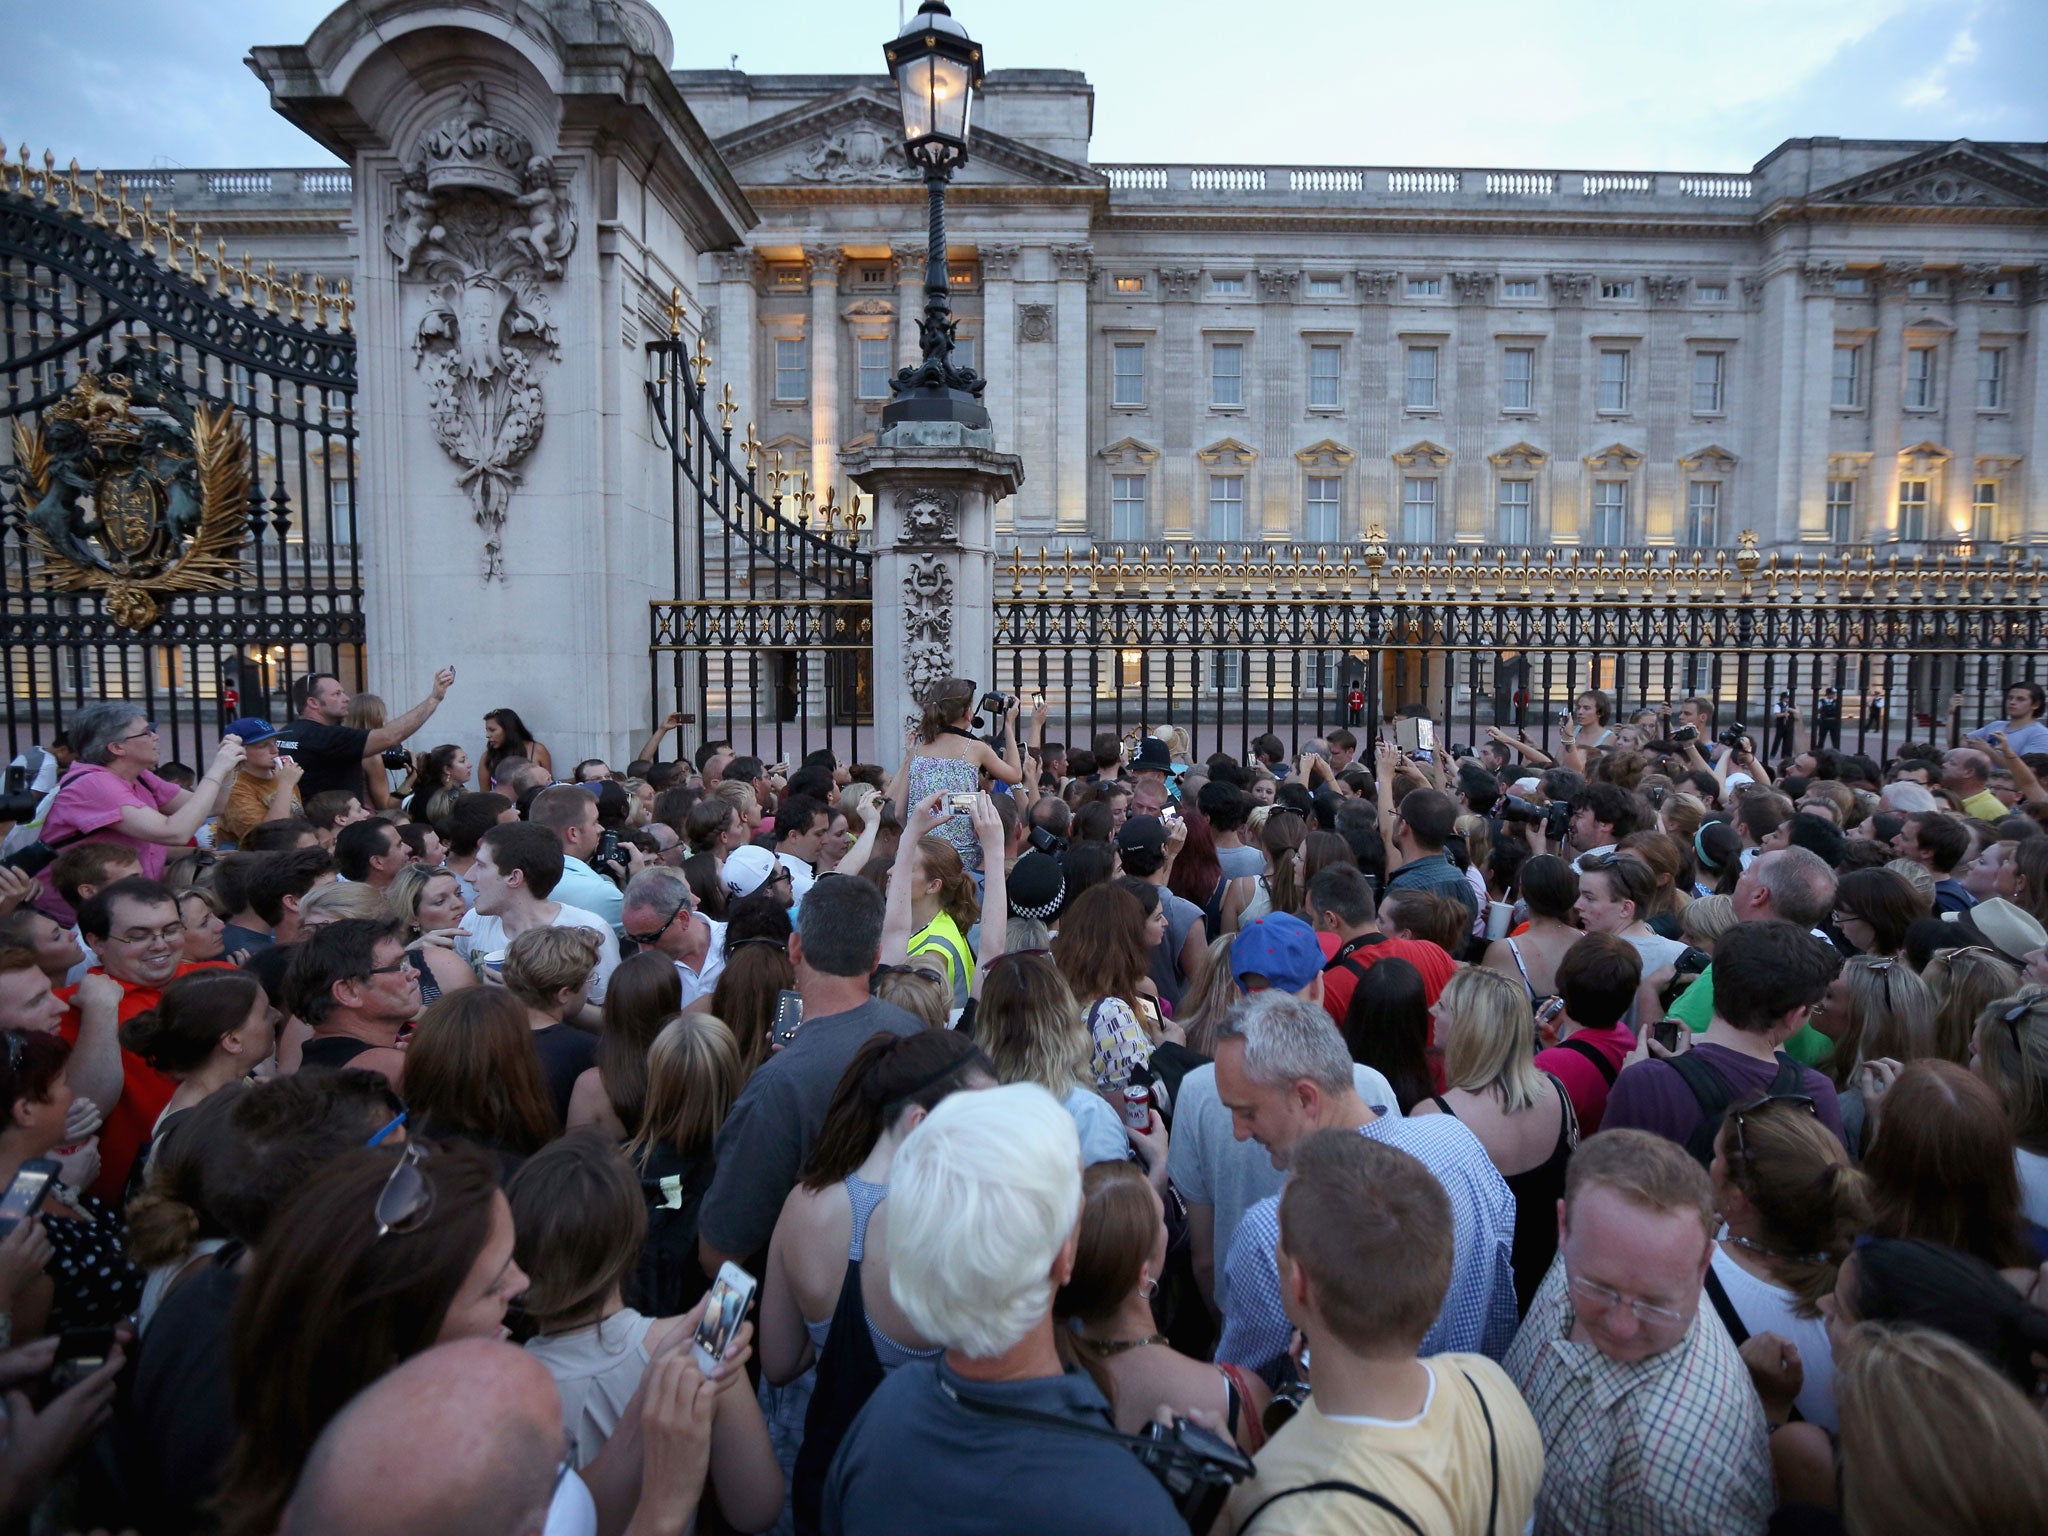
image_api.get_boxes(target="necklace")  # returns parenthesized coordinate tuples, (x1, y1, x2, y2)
(1724, 1233, 1830, 1266)
(1074, 1332, 1166, 1358)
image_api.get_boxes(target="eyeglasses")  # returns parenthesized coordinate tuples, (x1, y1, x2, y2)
(374, 1141, 434, 1237)
(363, 959, 412, 978)
(1566, 1272, 1688, 1331)
(2001, 994, 2044, 1052)
(624, 902, 689, 947)
(729, 936, 787, 955)
(117, 722, 159, 742)
(1728, 1090, 1819, 1175)
(366, 1109, 407, 1148)
(112, 923, 186, 946)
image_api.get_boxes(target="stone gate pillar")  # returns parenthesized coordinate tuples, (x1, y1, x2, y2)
(249, 0, 752, 766)
(844, 421, 1024, 766)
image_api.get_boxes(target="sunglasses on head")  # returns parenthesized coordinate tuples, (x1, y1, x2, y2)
(374, 1141, 434, 1238)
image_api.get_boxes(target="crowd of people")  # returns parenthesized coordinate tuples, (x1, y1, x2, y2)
(0, 666, 2045, 1534)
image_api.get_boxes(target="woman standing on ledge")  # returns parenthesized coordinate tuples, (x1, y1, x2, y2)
(482, 707, 551, 787)
(889, 678, 1021, 870)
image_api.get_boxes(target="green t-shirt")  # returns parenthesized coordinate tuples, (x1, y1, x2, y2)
(1671, 964, 1834, 1067)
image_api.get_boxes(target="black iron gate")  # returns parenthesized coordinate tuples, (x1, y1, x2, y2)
(648, 317, 873, 768)
(1, 154, 360, 774)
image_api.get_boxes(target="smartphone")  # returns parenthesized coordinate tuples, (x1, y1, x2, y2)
(0, 1158, 57, 1239)
(1032, 691, 1045, 709)
(1651, 1018, 1683, 1053)
(947, 792, 978, 817)
(1160, 805, 1181, 829)
(693, 1260, 760, 1372)
(771, 988, 803, 1048)
(1394, 717, 1435, 755)
(1556, 711, 1571, 729)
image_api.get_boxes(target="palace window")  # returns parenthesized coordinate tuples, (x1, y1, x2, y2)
(954, 336, 977, 374)
(1833, 275, 1869, 297)
(1405, 346, 1439, 410)
(856, 337, 891, 400)
(1897, 479, 1930, 541)
(1211, 275, 1246, 295)
(1305, 476, 1341, 542)
(1591, 481, 1628, 545)
(1905, 346, 1937, 410)
(1691, 351, 1725, 415)
(1497, 479, 1532, 545)
(1209, 474, 1245, 541)
(1979, 347, 2007, 411)
(1406, 277, 1441, 297)
(1502, 347, 1535, 412)
(773, 338, 806, 401)
(1601, 280, 1635, 300)
(1831, 345, 1862, 408)
(1113, 275, 1144, 294)
(1697, 282, 1728, 302)
(1113, 343, 1146, 407)
(1400, 477, 1438, 543)
(1210, 343, 1243, 407)
(1110, 474, 1147, 541)
(1502, 279, 1539, 300)
(1212, 650, 1245, 690)
(1907, 276, 1939, 296)
(1684, 481, 1721, 547)
(1307, 275, 1344, 297)
(1308, 345, 1342, 409)
(1299, 651, 1342, 690)
(770, 265, 805, 291)
(1972, 481, 1998, 543)
(1597, 349, 1631, 413)
(1826, 479, 1856, 544)
(1988, 278, 2015, 298)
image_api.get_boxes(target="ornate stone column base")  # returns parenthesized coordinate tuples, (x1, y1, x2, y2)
(844, 420, 1024, 767)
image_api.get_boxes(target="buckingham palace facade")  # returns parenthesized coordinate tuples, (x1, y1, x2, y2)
(142, 68, 2048, 554)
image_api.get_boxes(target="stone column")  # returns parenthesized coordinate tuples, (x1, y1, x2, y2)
(1052, 243, 1093, 541)
(845, 421, 1025, 764)
(248, 0, 751, 767)
(1944, 271, 1985, 540)
(1355, 271, 1396, 538)
(805, 245, 845, 502)
(1868, 265, 1907, 539)
(892, 244, 926, 371)
(1548, 273, 1592, 541)
(979, 243, 1019, 461)
(1450, 272, 1494, 541)
(1794, 266, 1838, 542)
(715, 249, 759, 436)
(2026, 266, 2048, 541)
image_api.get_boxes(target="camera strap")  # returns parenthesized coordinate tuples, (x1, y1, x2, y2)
(934, 1372, 1250, 1486)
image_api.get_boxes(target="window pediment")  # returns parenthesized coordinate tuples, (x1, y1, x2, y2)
(1295, 438, 1356, 469)
(1583, 443, 1644, 473)
(1097, 436, 1162, 465)
(1391, 440, 1451, 469)
(1196, 437, 1258, 466)
(1487, 441, 1547, 471)
(1679, 444, 1739, 474)
(1899, 441, 1952, 476)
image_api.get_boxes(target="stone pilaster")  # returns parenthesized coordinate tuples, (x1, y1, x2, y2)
(845, 423, 1025, 763)
(1868, 264, 1908, 538)
(2025, 266, 2048, 540)
(979, 243, 1019, 463)
(716, 248, 759, 437)
(1547, 273, 1592, 541)
(1052, 242, 1093, 537)
(892, 244, 926, 371)
(1944, 270, 1985, 540)
(805, 245, 845, 503)
(1795, 265, 1838, 542)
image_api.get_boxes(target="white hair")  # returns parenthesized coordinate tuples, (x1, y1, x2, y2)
(886, 1082, 1081, 1359)
(1881, 782, 1939, 815)
(1216, 991, 1354, 1093)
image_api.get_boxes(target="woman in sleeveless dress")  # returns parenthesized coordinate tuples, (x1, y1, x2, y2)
(889, 678, 1023, 870)
(1481, 853, 1581, 1019)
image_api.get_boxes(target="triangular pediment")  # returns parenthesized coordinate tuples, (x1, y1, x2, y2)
(1195, 437, 1258, 465)
(1810, 140, 2048, 210)
(1584, 442, 1644, 472)
(714, 89, 1102, 190)
(1391, 439, 1451, 469)
(1487, 440, 1547, 470)
(1294, 438, 1356, 467)
(1097, 436, 1160, 464)
(1680, 443, 1739, 473)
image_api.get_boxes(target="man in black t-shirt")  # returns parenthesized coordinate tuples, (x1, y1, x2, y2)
(272, 666, 457, 802)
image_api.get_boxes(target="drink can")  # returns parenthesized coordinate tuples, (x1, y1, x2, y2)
(1121, 1082, 1151, 1131)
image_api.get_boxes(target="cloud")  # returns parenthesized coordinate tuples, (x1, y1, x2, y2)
(1902, 24, 1981, 109)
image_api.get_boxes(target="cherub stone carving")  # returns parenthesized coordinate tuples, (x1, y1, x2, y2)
(508, 157, 576, 278)
(384, 181, 444, 276)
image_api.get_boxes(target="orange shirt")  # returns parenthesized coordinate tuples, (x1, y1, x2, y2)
(56, 962, 230, 1203)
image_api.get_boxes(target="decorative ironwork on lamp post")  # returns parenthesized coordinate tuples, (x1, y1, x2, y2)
(881, 0, 989, 431)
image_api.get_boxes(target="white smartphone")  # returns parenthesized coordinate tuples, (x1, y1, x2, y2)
(693, 1260, 759, 1372)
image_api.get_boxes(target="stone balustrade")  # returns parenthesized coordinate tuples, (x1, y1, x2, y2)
(91, 167, 354, 207)
(1098, 163, 1756, 208)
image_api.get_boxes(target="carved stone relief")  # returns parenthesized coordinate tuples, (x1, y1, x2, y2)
(1018, 304, 1053, 342)
(1355, 271, 1398, 303)
(383, 84, 578, 580)
(788, 125, 920, 183)
(902, 552, 956, 726)
(898, 486, 959, 544)
(978, 244, 1020, 282)
(1646, 275, 1687, 305)
(1547, 272, 1592, 307)
(1158, 268, 1199, 298)
(1450, 271, 1494, 304)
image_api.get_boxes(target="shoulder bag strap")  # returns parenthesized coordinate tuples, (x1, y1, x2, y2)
(1458, 1369, 1500, 1536)
(1553, 1035, 1619, 1088)
(1240, 1482, 1425, 1536)
(1701, 1263, 1749, 1346)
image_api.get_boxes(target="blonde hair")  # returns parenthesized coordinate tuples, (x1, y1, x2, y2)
(977, 952, 1090, 1094)
(1972, 984, 2048, 1151)
(711, 779, 759, 823)
(1836, 1323, 2048, 1536)
(298, 880, 393, 928)
(1658, 792, 1708, 845)
(874, 966, 950, 1027)
(1439, 966, 1545, 1114)
(1883, 858, 1938, 913)
(626, 1013, 741, 1169)
(1920, 947, 2021, 1064)
(1842, 957, 1938, 1077)
(1679, 893, 1737, 951)
(386, 863, 460, 939)
(502, 925, 600, 1010)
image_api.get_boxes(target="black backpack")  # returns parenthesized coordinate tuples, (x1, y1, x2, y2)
(1667, 1049, 1805, 1168)
(629, 1145, 713, 1317)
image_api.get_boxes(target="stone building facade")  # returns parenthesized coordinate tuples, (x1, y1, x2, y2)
(107, 72, 2048, 555)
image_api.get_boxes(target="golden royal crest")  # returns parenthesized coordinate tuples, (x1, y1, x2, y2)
(4, 359, 249, 628)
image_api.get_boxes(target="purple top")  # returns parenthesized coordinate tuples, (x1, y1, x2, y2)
(34, 764, 183, 923)
(1602, 1042, 1846, 1149)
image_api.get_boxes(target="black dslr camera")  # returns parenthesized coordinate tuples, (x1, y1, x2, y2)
(1134, 1416, 1258, 1532)
(592, 828, 630, 887)
(1500, 795, 1571, 843)
(977, 691, 1013, 717)
(1719, 723, 1752, 750)
(380, 746, 412, 771)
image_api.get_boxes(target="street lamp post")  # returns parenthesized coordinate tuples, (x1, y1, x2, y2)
(882, 0, 989, 431)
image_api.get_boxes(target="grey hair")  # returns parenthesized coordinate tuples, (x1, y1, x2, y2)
(1754, 845, 1838, 930)
(1215, 991, 1354, 1093)
(622, 866, 690, 916)
(68, 700, 149, 766)
(1881, 783, 1938, 815)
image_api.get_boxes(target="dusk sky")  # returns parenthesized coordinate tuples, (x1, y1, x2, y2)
(3, 0, 2043, 172)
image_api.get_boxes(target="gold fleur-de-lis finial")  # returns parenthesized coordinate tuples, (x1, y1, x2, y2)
(740, 423, 762, 473)
(665, 285, 685, 337)
(689, 334, 712, 390)
(717, 382, 737, 432)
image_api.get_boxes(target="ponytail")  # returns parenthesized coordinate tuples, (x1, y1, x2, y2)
(799, 1029, 991, 1190)
(1717, 1097, 1870, 1316)
(918, 678, 977, 745)
(917, 836, 981, 930)
(119, 969, 265, 1076)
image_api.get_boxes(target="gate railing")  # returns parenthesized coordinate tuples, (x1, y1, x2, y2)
(647, 312, 874, 769)
(1, 147, 360, 771)
(991, 532, 2048, 767)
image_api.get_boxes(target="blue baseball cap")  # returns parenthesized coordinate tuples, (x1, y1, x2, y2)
(225, 718, 280, 745)
(1230, 913, 1325, 995)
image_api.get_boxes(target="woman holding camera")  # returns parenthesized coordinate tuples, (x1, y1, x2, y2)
(892, 679, 1025, 871)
